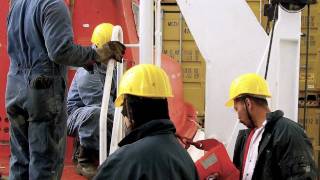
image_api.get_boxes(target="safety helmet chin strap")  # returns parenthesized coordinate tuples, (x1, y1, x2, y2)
(243, 97, 255, 128)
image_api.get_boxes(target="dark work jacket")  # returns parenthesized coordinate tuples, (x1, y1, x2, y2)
(233, 110, 318, 180)
(93, 119, 199, 180)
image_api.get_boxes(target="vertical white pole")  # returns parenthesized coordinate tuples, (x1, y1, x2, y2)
(99, 26, 123, 165)
(139, 0, 154, 64)
(155, 0, 163, 67)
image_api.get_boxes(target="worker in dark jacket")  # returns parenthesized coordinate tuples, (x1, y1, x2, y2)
(93, 64, 199, 180)
(6, 1, 125, 179)
(226, 73, 318, 180)
(67, 23, 116, 178)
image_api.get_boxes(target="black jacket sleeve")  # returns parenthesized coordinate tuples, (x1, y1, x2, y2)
(274, 119, 318, 179)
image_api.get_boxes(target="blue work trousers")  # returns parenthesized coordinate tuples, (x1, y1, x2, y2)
(67, 107, 113, 151)
(5, 68, 67, 180)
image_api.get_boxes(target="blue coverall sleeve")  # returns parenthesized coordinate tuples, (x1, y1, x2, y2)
(41, 0, 97, 66)
(67, 73, 83, 115)
(76, 68, 104, 106)
(67, 67, 115, 117)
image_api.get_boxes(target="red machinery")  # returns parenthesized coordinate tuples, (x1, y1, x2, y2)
(0, 0, 10, 142)
(193, 139, 239, 180)
(0, 0, 198, 152)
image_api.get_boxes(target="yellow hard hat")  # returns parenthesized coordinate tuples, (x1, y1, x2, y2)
(225, 73, 271, 107)
(114, 64, 173, 107)
(91, 23, 114, 48)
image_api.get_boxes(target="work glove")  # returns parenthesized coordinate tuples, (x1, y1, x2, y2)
(95, 41, 126, 64)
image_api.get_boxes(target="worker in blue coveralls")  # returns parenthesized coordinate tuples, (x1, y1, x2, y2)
(67, 23, 116, 179)
(6, 0, 125, 179)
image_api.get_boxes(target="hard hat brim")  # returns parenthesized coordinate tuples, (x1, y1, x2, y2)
(115, 93, 173, 107)
(225, 94, 271, 107)
(225, 99, 234, 107)
(115, 95, 124, 107)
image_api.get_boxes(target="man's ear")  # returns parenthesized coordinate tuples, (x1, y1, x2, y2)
(245, 98, 252, 109)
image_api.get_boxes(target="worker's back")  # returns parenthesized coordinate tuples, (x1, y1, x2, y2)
(8, 0, 70, 72)
(94, 119, 199, 180)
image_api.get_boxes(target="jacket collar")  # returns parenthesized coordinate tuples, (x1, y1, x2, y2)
(266, 110, 284, 123)
(257, 110, 284, 157)
(118, 119, 176, 147)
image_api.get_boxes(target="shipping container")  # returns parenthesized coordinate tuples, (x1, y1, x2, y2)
(299, 59, 320, 90)
(300, 2, 320, 90)
(246, 0, 269, 29)
(298, 108, 320, 167)
(162, 5, 206, 118)
(299, 91, 320, 107)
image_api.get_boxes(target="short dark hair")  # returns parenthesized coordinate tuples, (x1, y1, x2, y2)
(234, 94, 268, 107)
(122, 95, 170, 128)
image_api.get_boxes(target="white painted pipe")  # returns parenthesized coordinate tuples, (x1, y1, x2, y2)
(109, 40, 126, 155)
(109, 106, 125, 155)
(124, 43, 140, 48)
(139, 0, 154, 64)
(99, 25, 123, 165)
(155, 0, 163, 67)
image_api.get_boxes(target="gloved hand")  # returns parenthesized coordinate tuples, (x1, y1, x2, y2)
(95, 41, 126, 64)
